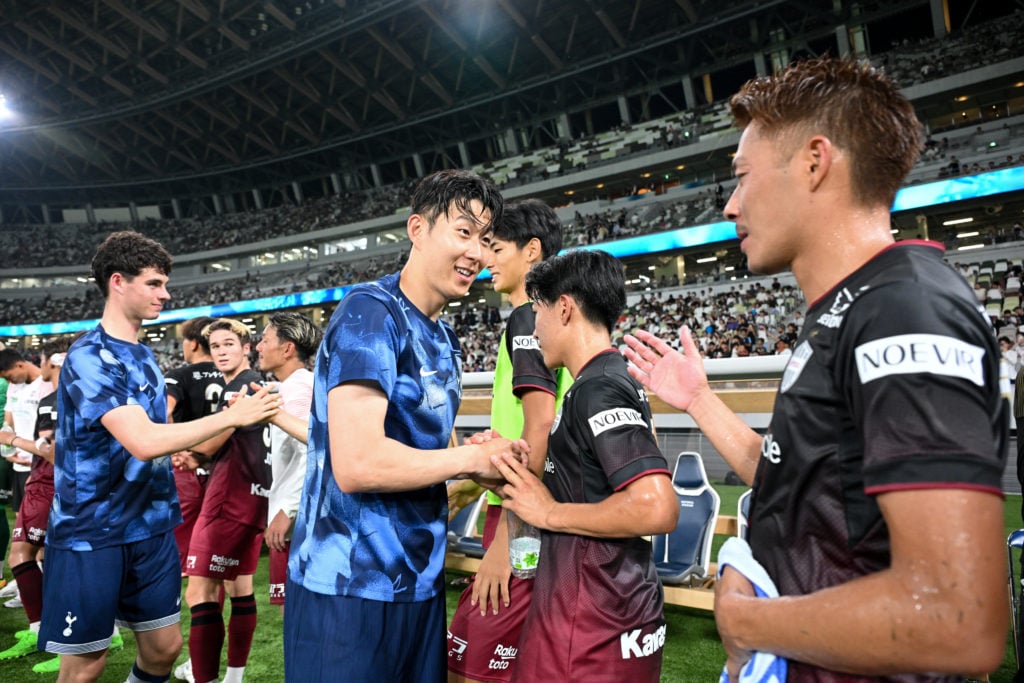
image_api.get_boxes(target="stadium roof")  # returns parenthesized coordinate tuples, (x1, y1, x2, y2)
(0, 0, 941, 205)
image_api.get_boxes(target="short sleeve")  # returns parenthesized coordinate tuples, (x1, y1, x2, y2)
(573, 375, 668, 491)
(506, 305, 557, 398)
(323, 291, 402, 398)
(164, 365, 186, 403)
(64, 342, 133, 429)
(838, 282, 1005, 493)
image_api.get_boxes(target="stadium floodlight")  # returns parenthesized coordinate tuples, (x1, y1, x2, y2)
(0, 94, 12, 120)
(942, 217, 974, 226)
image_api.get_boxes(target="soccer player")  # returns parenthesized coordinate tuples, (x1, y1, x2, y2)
(39, 231, 281, 683)
(0, 337, 75, 669)
(447, 198, 571, 683)
(0, 348, 54, 523)
(165, 316, 223, 572)
(256, 312, 321, 611)
(624, 57, 1008, 680)
(183, 318, 272, 683)
(490, 249, 679, 682)
(285, 169, 528, 683)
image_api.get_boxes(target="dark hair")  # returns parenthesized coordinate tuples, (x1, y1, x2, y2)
(729, 56, 921, 208)
(91, 231, 173, 297)
(410, 169, 503, 231)
(40, 335, 74, 359)
(488, 198, 563, 261)
(0, 348, 24, 372)
(525, 250, 625, 333)
(267, 312, 323, 362)
(181, 316, 217, 354)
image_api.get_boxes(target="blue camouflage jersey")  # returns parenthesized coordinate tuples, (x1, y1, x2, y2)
(48, 325, 181, 551)
(289, 271, 462, 602)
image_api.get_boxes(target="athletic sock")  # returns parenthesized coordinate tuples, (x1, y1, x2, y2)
(188, 602, 224, 683)
(126, 662, 170, 683)
(223, 666, 246, 683)
(11, 560, 43, 624)
(226, 594, 257, 668)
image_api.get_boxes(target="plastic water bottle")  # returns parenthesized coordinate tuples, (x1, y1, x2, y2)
(507, 511, 541, 579)
(0, 426, 15, 460)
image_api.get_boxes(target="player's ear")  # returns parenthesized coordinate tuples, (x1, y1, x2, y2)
(525, 237, 542, 264)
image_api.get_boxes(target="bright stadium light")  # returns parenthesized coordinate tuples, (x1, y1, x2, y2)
(0, 94, 12, 120)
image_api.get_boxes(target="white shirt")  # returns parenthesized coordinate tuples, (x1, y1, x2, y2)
(268, 368, 313, 530)
(5, 376, 54, 472)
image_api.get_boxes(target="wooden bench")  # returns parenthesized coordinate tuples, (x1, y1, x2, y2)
(446, 515, 739, 612)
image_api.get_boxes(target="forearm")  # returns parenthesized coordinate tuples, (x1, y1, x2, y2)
(542, 476, 677, 539)
(684, 387, 761, 485)
(117, 410, 236, 461)
(271, 411, 309, 444)
(719, 491, 1008, 675)
(720, 564, 1005, 675)
(333, 439, 486, 493)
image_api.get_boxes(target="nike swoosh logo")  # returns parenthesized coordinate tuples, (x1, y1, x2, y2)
(139, 383, 150, 391)
(419, 369, 438, 377)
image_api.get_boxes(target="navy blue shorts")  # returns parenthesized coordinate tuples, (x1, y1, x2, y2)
(40, 531, 181, 655)
(283, 577, 446, 682)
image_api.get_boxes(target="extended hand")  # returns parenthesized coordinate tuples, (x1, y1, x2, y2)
(623, 327, 709, 412)
(226, 385, 281, 427)
(264, 510, 293, 553)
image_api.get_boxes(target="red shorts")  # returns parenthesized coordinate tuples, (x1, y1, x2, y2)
(12, 479, 54, 546)
(173, 468, 208, 571)
(447, 505, 534, 682)
(185, 515, 262, 580)
(269, 544, 289, 605)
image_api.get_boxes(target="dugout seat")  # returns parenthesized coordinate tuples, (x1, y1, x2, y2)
(737, 489, 752, 540)
(447, 492, 487, 558)
(652, 452, 720, 585)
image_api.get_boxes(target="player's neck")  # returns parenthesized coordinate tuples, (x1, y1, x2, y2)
(222, 363, 249, 384)
(271, 359, 303, 382)
(100, 306, 141, 344)
(563, 331, 613, 378)
(506, 281, 530, 309)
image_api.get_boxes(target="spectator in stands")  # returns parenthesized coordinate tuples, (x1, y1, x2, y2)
(625, 57, 1007, 679)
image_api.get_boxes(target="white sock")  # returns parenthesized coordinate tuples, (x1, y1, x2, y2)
(223, 665, 245, 682)
(30, 621, 40, 634)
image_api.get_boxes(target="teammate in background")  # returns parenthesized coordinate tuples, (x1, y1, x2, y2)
(256, 312, 321, 612)
(0, 337, 92, 673)
(39, 231, 280, 683)
(165, 316, 223, 571)
(447, 198, 571, 683)
(491, 249, 678, 682)
(164, 315, 223, 683)
(624, 57, 1007, 680)
(0, 349, 54, 530)
(184, 318, 272, 683)
(0, 343, 10, 598)
(285, 169, 528, 683)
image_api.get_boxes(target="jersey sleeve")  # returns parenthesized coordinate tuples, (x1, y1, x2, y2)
(322, 291, 403, 397)
(164, 365, 187, 403)
(34, 395, 56, 438)
(573, 374, 668, 491)
(837, 282, 1005, 494)
(63, 340, 135, 429)
(506, 305, 557, 398)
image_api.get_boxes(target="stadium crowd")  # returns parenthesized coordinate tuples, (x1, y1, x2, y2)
(1, 8, 1023, 275)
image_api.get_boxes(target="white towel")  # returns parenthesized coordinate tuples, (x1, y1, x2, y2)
(716, 536, 788, 683)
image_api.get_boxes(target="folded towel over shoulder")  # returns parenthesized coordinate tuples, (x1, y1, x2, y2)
(716, 536, 788, 683)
